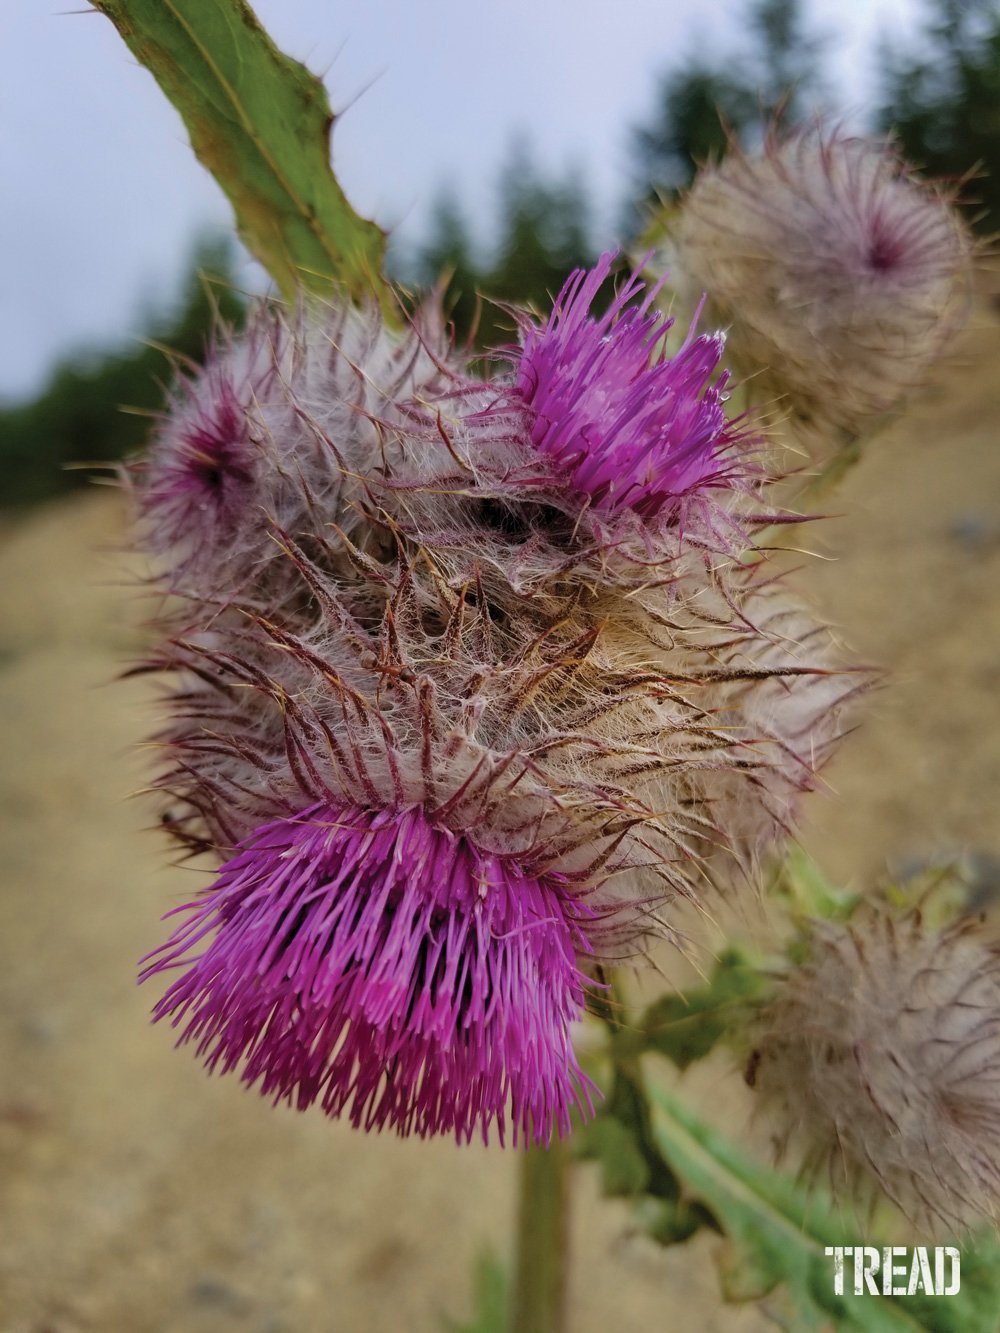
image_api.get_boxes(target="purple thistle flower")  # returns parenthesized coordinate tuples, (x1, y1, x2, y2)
(130, 285, 866, 1139)
(513, 250, 740, 519)
(142, 802, 597, 1144)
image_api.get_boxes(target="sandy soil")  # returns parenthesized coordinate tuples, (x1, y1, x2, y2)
(2, 303, 1000, 1332)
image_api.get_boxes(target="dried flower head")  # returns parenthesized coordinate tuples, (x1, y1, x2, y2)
(751, 904, 1000, 1231)
(669, 126, 971, 432)
(132, 259, 861, 1141)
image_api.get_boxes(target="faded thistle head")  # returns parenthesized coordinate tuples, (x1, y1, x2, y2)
(751, 902, 1000, 1232)
(131, 254, 861, 1143)
(666, 125, 972, 434)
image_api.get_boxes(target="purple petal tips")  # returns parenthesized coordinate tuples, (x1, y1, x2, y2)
(142, 803, 596, 1145)
(513, 250, 740, 519)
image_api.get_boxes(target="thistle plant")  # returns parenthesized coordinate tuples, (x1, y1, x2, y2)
(92, 1, 998, 1328)
(132, 259, 857, 1146)
(752, 900, 1000, 1234)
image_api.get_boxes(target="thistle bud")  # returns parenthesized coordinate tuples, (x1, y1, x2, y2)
(668, 127, 971, 434)
(135, 302, 452, 601)
(751, 904, 1000, 1231)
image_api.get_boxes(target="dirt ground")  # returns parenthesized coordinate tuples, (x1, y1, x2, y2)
(2, 301, 1000, 1333)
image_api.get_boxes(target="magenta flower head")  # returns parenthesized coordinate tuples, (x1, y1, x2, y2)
(513, 250, 741, 519)
(142, 804, 595, 1143)
(667, 125, 971, 431)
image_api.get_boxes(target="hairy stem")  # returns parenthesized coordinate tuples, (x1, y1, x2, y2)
(509, 1138, 570, 1333)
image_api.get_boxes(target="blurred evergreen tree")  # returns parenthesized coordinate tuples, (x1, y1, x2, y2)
(750, 0, 827, 122)
(879, 0, 1000, 233)
(632, 67, 758, 195)
(413, 188, 482, 343)
(0, 236, 244, 509)
(489, 143, 591, 302)
(628, 0, 825, 221)
(413, 141, 594, 346)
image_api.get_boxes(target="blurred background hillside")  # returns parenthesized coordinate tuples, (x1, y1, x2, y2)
(3, 2, 1000, 1331)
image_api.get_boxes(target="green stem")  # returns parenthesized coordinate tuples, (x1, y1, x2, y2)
(508, 1138, 570, 1333)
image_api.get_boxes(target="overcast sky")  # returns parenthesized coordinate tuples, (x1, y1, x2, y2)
(1, 0, 924, 401)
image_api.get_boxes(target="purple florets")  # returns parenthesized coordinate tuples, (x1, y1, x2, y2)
(142, 803, 595, 1144)
(514, 250, 738, 519)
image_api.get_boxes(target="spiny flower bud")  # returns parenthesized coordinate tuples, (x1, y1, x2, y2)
(751, 904, 1000, 1231)
(136, 301, 452, 601)
(668, 127, 971, 433)
(132, 259, 861, 1142)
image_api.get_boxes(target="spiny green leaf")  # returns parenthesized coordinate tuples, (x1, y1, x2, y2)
(646, 1082, 1000, 1331)
(93, 0, 390, 308)
(639, 948, 765, 1068)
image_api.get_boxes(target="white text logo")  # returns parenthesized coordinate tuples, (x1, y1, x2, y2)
(825, 1246, 960, 1296)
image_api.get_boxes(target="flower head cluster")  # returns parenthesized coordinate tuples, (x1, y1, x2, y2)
(751, 904, 1000, 1231)
(133, 258, 859, 1142)
(668, 126, 971, 432)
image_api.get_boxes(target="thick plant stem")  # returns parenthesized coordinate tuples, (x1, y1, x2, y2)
(509, 1137, 570, 1333)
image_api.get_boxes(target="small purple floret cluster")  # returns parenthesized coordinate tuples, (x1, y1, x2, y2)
(515, 252, 735, 517)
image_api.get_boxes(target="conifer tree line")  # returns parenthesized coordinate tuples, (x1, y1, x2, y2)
(3, 0, 998, 507)
(414, 0, 1000, 342)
